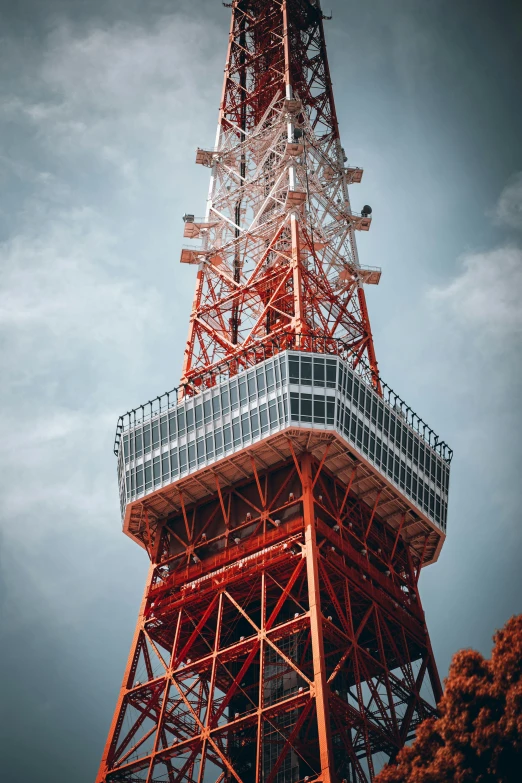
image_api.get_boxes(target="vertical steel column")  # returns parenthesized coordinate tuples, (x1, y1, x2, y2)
(96, 564, 154, 783)
(301, 452, 334, 783)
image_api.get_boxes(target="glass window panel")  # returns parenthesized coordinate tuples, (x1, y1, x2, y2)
(260, 403, 269, 432)
(266, 366, 275, 391)
(221, 388, 230, 415)
(224, 424, 232, 450)
(186, 408, 195, 433)
(134, 431, 142, 458)
(301, 358, 312, 384)
(239, 378, 247, 406)
(170, 449, 178, 477)
(251, 409, 260, 436)
(230, 382, 239, 410)
(123, 435, 129, 461)
(145, 464, 152, 489)
(188, 442, 196, 467)
(179, 446, 187, 472)
(257, 367, 266, 395)
(247, 374, 256, 401)
(177, 409, 186, 437)
(241, 412, 250, 438)
(153, 456, 161, 485)
(232, 420, 241, 445)
(280, 356, 286, 382)
(197, 437, 205, 464)
(313, 358, 325, 387)
(205, 433, 214, 459)
(289, 357, 299, 384)
(215, 429, 223, 456)
(195, 405, 203, 428)
(301, 393, 312, 422)
(160, 417, 168, 444)
(152, 422, 160, 448)
(212, 395, 221, 418)
(161, 454, 169, 479)
(144, 426, 151, 453)
(269, 399, 277, 425)
(136, 467, 144, 493)
(313, 396, 325, 423)
(290, 392, 299, 420)
(203, 400, 212, 424)
(326, 360, 336, 388)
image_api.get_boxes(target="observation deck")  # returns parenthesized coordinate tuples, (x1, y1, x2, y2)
(115, 350, 451, 567)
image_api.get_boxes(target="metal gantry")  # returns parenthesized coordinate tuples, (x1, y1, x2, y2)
(96, 2, 451, 782)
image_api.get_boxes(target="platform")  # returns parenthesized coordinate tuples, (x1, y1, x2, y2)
(115, 351, 451, 566)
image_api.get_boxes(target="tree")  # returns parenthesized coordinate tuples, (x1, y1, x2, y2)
(375, 615, 522, 783)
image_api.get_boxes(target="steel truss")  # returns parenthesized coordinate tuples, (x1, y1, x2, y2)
(181, 0, 379, 395)
(97, 451, 441, 783)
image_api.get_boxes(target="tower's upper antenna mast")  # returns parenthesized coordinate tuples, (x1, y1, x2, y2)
(180, 0, 380, 396)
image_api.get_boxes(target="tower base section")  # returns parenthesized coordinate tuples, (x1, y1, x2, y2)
(97, 451, 441, 783)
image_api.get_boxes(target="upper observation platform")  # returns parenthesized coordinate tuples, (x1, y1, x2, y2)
(114, 348, 451, 566)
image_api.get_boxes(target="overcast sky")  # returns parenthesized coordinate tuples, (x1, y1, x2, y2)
(1, 1, 521, 781)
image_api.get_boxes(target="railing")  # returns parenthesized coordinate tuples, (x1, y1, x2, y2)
(113, 336, 453, 464)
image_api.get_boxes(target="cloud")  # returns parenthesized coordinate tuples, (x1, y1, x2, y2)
(494, 172, 522, 230)
(428, 245, 522, 341)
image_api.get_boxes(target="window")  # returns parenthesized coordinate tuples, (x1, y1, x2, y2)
(177, 409, 186, 438)
(169, 412, 177, 440)
(203, 400, 212, 424)
(221, 388, 230, 415)
(266, 365, 275, 391)
(136, 467, 144, 493)
(160, 417, 168, 444)
(230, 383, 239, 411)
(260, 403, 269, 432)
(313, 358, 325, 387)
(179, 446, 187, 472)
(206, 433, 214, 460)
(301, 358, 312, 385)
(250, 410, 260, 437)
(224, 424, 232, 450)
(215, 429, 223, 456)
(153, 456, 161, 486)
(269, 399, 277, 426)
(301, 393, 312, 422)
(289, 357, 299, 384)
(248, 373, 256, 401)
(145, 463, 152, 490)
(152, 422, 160, 449)
(186, 408, 194, 434)
(170, 449, 178, 478)
(161, 453, 169, 480)
(195, 404, 203, 428)
(212, 395, 221, 418)
(326, 360, 336, 388)
(241, 412, 250, 438)
(232, 420, 241, 446)
(197, 437, 205, 464)
(188, 442, 196, 468)
(313, 396, 325, 424)
(239, 378, 247, 406)
(123, 435, 129, 462)
(144, 426, 151, 454)
(257, 367, 266, 396)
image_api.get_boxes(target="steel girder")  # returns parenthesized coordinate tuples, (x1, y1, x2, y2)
(97, 452, 441, 783)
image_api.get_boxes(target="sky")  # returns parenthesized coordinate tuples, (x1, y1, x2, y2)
(0, 0, 521, 780)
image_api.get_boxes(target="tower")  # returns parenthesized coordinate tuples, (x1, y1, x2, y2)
(97, 1, 452, 781)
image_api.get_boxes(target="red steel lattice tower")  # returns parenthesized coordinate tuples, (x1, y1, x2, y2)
(97, 2, 452, 782)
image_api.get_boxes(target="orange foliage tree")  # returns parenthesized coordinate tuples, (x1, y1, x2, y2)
(375, 615, 522, 782)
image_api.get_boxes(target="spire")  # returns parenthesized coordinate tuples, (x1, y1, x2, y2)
(180, 0, 380, 396)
